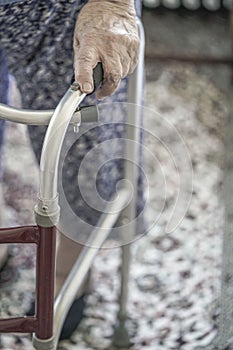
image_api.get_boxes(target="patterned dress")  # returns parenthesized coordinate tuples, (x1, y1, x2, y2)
(0, 0, 144, 242)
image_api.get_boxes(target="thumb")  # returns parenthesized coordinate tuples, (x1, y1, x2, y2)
(73, 44, 99, 94)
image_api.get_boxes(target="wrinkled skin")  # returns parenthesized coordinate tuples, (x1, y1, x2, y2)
(73, 0, 140, 99)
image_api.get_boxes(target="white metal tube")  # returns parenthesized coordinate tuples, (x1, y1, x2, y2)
(39, 86, 86, 201)
(117, 18, 145, 322)
(52, 188, 131, 347)
(0, 103, 52, 125)
(0, 103, 97, 125)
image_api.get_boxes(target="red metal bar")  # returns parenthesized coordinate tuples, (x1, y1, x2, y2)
(0, 225, 57, 338)
(0, 226, 38, 334)
(35, 225, 56, 339)
(0, 317, 37, 333)
(0, 226, 39, 244)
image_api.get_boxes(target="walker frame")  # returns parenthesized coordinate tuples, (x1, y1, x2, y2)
(0, 21, 144, 350)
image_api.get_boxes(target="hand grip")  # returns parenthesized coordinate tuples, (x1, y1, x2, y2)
(70, 62, 103, 94)
(93, 62, 104, 92)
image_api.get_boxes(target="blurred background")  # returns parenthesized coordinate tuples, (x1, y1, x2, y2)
(1, 4, 233, 350)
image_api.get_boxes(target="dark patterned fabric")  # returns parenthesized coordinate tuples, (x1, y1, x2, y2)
(0, 0, 144, 238)
(0, 48, 8, 105)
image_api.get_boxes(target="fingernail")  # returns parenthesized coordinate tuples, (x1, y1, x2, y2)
(83, 82, 93, 93)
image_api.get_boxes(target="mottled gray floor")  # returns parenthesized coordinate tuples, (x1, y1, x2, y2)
(0, 8, 232, 350)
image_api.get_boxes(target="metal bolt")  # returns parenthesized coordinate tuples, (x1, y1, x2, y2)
(70, 82, 80, 91)
(42, 205, 48, 211)
(121, 217, 130, 225)
(73, 124, 80, 133)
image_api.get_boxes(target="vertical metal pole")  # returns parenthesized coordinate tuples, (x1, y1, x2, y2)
(112, 20, 145, 347)
(35, 225, 56, 340)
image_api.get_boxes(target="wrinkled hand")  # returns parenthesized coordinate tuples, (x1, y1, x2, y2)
(73, 0, 140, 99)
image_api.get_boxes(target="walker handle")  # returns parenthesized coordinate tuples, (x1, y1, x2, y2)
(93, 62, 104, 92)
(71, 62, 103, 94)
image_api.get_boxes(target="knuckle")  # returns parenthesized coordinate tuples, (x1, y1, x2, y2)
(77, 51, 95, 63)
(108, 72, 121, 86)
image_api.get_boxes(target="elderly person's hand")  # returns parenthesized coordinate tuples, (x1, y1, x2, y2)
(73, 0, 140, 99)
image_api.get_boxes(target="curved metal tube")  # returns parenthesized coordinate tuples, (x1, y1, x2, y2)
(39, 86, 86, 201)
(0, 103, 98, 125)
(0, 103, 52, 125)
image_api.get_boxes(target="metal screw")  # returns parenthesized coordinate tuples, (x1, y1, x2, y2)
(121, 217, 130, 225)
(73, 124, 80, 133)
(70, 82, 80, 91)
